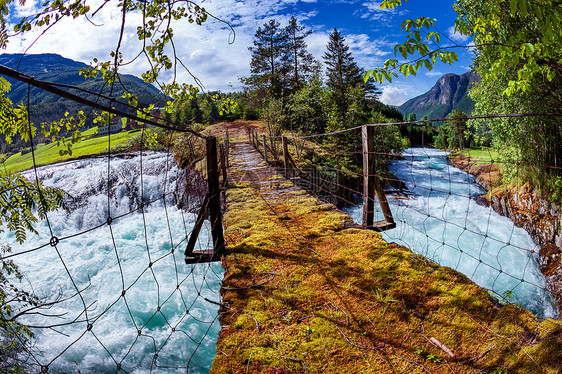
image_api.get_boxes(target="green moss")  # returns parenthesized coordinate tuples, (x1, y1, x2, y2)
(212, 139, 562, 374)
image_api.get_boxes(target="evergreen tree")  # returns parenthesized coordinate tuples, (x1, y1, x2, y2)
(323, 29, 363, 116)
(244, 19, 289, 101)
(285, 16, 315, 93)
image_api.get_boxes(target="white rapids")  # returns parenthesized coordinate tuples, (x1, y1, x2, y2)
(346, 147, 557, 318)
(4, 152, 223, 373)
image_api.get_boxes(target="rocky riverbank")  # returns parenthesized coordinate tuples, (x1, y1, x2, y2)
(449, 153, 562, 312)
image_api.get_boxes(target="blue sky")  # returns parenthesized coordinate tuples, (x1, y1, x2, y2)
(4, 0, 474, 106)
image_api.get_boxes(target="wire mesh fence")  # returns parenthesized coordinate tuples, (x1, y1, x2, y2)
(249, 119, 561, 320)
(0, 69, 228, 373)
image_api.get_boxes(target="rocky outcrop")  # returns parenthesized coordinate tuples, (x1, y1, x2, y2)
(398, 71, 479, 119)
(450, 154, 562, 311)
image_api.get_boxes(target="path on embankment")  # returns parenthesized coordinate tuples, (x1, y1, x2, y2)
(211, 138, 562, 374)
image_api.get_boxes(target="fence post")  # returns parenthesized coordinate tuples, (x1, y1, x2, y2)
(207, 136, 226, 255)
(247, 127, 252, 143)
(362, 125, 375, 228)
(362, 125, 395, 230)
(270, 134, 278, 160)
(219, 143, 227, 189)
(262, 134, 268, 163)
(282, 136, 290, 177)
(225, 128, 230, 167)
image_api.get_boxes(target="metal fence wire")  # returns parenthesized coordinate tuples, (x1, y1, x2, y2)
(249, 119, 561, 320)
(0, 68, 227, 373)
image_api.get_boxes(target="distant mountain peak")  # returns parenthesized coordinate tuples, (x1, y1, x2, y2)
(398, 71, 479, 120)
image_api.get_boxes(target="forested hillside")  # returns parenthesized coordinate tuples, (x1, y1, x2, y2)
(0, 53, 166, 125)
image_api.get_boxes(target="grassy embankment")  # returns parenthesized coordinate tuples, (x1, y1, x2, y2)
(448, 146, 504, 191)
(1, 128, 138, 174)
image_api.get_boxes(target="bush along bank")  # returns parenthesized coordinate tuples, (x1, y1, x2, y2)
(449, 153, 562, 312)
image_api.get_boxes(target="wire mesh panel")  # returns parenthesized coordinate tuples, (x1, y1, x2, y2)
(0, 78, 226, 373)
(261, 120, 560, 319)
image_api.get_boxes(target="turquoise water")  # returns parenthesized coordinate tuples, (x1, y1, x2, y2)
(346, 147, 557, 318)
(5, 153, 223, 373)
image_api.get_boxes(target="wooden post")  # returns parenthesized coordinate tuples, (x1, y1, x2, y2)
(219, 143, 227, 188)
(207, 136, 225, 255)
(270, 134, 278, 160)
(362, 125, 375, 228)
(225, 128, 230, 167)
(262, 134, 268, 163)
(362, 125, 395, 231)
(247, 127, 252, 143)
(282, 136, 290, 177)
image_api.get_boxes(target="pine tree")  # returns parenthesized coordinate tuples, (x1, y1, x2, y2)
(244, 19, 289, 101)
(285, 16, 315, 93)
(323, 29, 363, 117)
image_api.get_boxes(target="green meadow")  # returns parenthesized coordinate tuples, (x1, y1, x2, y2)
(1, 128, 137, 174)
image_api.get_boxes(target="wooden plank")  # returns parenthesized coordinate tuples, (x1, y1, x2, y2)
(362, 125, 375, 228)
(207, 136, 226, 256)
(185, 249, 222, 264)
(370, 220, 396, 232)
(185, 194, 209, 258)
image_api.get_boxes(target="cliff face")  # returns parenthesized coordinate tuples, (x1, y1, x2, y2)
(398, 71, 479, 120)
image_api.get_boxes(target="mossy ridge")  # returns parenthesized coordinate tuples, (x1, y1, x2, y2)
(213, 142, 562, 374)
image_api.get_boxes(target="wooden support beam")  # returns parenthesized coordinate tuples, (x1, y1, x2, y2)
(374, 173, 394, 227)
(262, 134, 268, 163)
(185, 194, 209, 258)
(220, 143, 228, 189)
(206, 136, 226, 256)
(225, 129, 230, 167)
(270, 134, 278, 160)
(282, 136, 289, 177)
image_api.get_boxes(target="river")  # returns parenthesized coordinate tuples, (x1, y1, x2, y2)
(345, 147, 557, 319)
(4, 153, 223, 373)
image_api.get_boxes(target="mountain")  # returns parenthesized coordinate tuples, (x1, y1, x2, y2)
(0, 53, 167, 125)
(398, 71, 479, 120)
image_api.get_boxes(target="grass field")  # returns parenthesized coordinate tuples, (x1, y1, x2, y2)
(454, 146, 501, 164)
(1, 130, 136, 174)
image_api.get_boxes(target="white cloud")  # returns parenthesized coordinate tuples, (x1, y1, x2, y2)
(425, 70, 444, 77)
(379, 84, 421, 106)
(359, 2, 406, 22)
(1, 0, 399, 93)
(447, 26, 471, 44)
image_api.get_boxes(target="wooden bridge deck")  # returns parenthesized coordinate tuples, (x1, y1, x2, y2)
(211, 139, 562, 374)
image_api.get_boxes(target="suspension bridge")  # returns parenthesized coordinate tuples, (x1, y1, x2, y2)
(1, 65, 561, 372)
(207, 122, 562, 373)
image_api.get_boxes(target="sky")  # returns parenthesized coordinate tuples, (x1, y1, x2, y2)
(3, 0, 474, 106)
